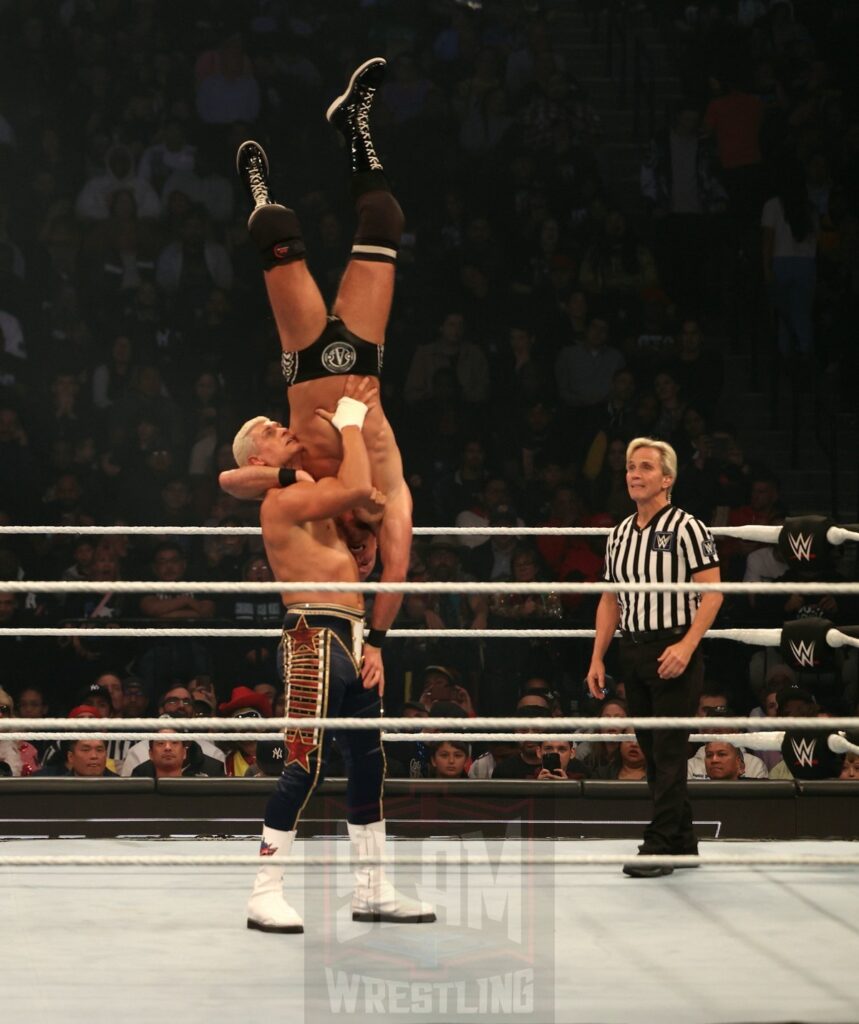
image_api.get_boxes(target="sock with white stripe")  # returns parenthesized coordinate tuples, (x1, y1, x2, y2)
(350, 177, 404, 266)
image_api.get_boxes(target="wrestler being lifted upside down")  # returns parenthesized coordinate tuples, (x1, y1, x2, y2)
(221, 58, 409, 694)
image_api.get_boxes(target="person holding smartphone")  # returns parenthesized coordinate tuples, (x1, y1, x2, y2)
(536, 740, 590, 780)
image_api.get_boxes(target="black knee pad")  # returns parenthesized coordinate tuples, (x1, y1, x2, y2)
(352, 190, 404, 263)
(248, 204, 307, 269)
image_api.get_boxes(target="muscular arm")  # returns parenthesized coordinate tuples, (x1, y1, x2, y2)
(264, 426, 379, 523)
(219, 466, 313, 501)
(358, 485, 412, 694)
(370, 485, 412, 633)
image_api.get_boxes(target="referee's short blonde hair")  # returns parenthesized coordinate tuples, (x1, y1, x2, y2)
(626, 437, 678, 484)
(232, 416, 270, 466)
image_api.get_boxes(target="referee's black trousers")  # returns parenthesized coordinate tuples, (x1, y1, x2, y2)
(619, 639, 704, 853)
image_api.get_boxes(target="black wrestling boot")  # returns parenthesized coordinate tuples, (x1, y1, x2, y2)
(236, 140, 279, 226)
(325, 57, 387, 176)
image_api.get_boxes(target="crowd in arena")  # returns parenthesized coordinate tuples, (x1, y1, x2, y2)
(0, 0, 857, 780)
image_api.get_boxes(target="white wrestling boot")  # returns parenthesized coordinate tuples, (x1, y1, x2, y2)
(347, 820, 436, 923)
(246, 826, 304, 933)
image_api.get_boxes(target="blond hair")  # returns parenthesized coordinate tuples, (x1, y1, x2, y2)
(0, 685, 13, 712)
(231, 416, 270, 466)
(626, 436, 678, 498)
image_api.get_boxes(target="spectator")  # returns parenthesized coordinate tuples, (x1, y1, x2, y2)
(703, 70, 764, 221)
(131, 731, 226, 779)
(641, 101, 726, 309)
(578, 697, 629, 773)
(404, 311, 490, 408)
(555, 317, 625, 437)
(218, 685, 273, 778)
(696, 741, 746, 781)
(195, 32, 261, 125)
(120, 684, 225, 776)
(155, 206, 233, 300)
(120, 675, 150, 718)
(428, 740, 470, 780)
(61, 738, 118, 778)
(591, 729, 647, 781)
(839, 753, 859, 781)
(138, 541, 216, 621)
(0, 686, 39, 775)
(761, 157, 818, 361)
(579, 212, 658, 313)
(535, 739, 590, 780)
(75, 143, 161, 221)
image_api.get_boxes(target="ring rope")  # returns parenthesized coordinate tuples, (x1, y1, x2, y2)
(2, 623, 855, 651)
(0, 523, 856, 544)
(0, 626, 787, 645)
(1, 715, 854, 732)
(0, 852, 856, 868)
(0, 730, 790, 748)
(827, 734, 859, 756)
(2, 580, 859, 594)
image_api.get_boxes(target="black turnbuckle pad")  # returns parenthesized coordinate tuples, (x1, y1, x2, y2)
(780, 617, 835, 671)
(777, 516, 835, 576)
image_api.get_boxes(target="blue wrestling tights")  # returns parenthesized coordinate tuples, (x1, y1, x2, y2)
(264, 605, 384, 831)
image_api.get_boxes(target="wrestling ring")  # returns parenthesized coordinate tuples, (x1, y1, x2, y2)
(1, 518, 859, 1024)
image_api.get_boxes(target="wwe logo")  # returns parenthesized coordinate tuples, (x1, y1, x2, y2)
(789, 639, 817, 668)
(788, 532, 814, 561)
(655, 535, 671, 550)
(791, 736, 817, 768)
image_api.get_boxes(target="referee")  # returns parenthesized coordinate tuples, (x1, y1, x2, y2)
(586, 437, 723, 877)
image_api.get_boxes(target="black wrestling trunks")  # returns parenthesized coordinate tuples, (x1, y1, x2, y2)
(280, 315, 383, 386)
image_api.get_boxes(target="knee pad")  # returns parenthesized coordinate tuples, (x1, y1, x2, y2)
(351, 190, 405, 264)
(248, 204, 306, 270)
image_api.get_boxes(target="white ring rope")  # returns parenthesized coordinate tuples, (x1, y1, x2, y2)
(828, 734, 859, 757)
(1, 715, 855, 732)
(379, 731, 789, 748)
(2, 579, 859, 594)
(0, 852, 857, 868)
(0, 524, 781, 539)
(0, 626, 787, 645)
(0, 730, 790, 747)
(1, 523, 856, 543)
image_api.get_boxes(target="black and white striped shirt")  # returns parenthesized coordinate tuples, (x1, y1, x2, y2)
(603, 504, 719, 633)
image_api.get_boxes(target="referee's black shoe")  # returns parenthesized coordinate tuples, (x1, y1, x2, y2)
(622, 852, 674, 878)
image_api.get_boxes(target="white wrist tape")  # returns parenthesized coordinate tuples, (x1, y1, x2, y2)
(331, 396, 368, 432)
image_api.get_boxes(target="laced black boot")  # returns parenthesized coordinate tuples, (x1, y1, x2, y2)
(236, 140, 279, 226)
(235, 140, 305, 268)
(326, 58, 387, 184)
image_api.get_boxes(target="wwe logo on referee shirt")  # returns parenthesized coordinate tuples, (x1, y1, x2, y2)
(651, 531, 674, 552)
(791, 736, 817, 768)
(788, 639, 817, 668)
(788, 532, 814, 562)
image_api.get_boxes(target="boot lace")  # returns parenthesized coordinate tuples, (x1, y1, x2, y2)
(355, 88, 382, 171)
(246, 154, 270, 207)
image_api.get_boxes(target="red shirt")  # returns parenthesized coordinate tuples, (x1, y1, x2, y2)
(704, 93, 763, 169)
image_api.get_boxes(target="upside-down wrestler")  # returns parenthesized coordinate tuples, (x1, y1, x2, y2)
(221, 58, 409, 694)
(227, 376, 434, 933)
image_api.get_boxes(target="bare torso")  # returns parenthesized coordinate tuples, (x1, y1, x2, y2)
(260, 494, 363, 610)
(288, 376, 405, 500)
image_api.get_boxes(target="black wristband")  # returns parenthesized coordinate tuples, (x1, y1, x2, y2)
(366, 628, 387, 648)
(278, 467, 297, 488)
